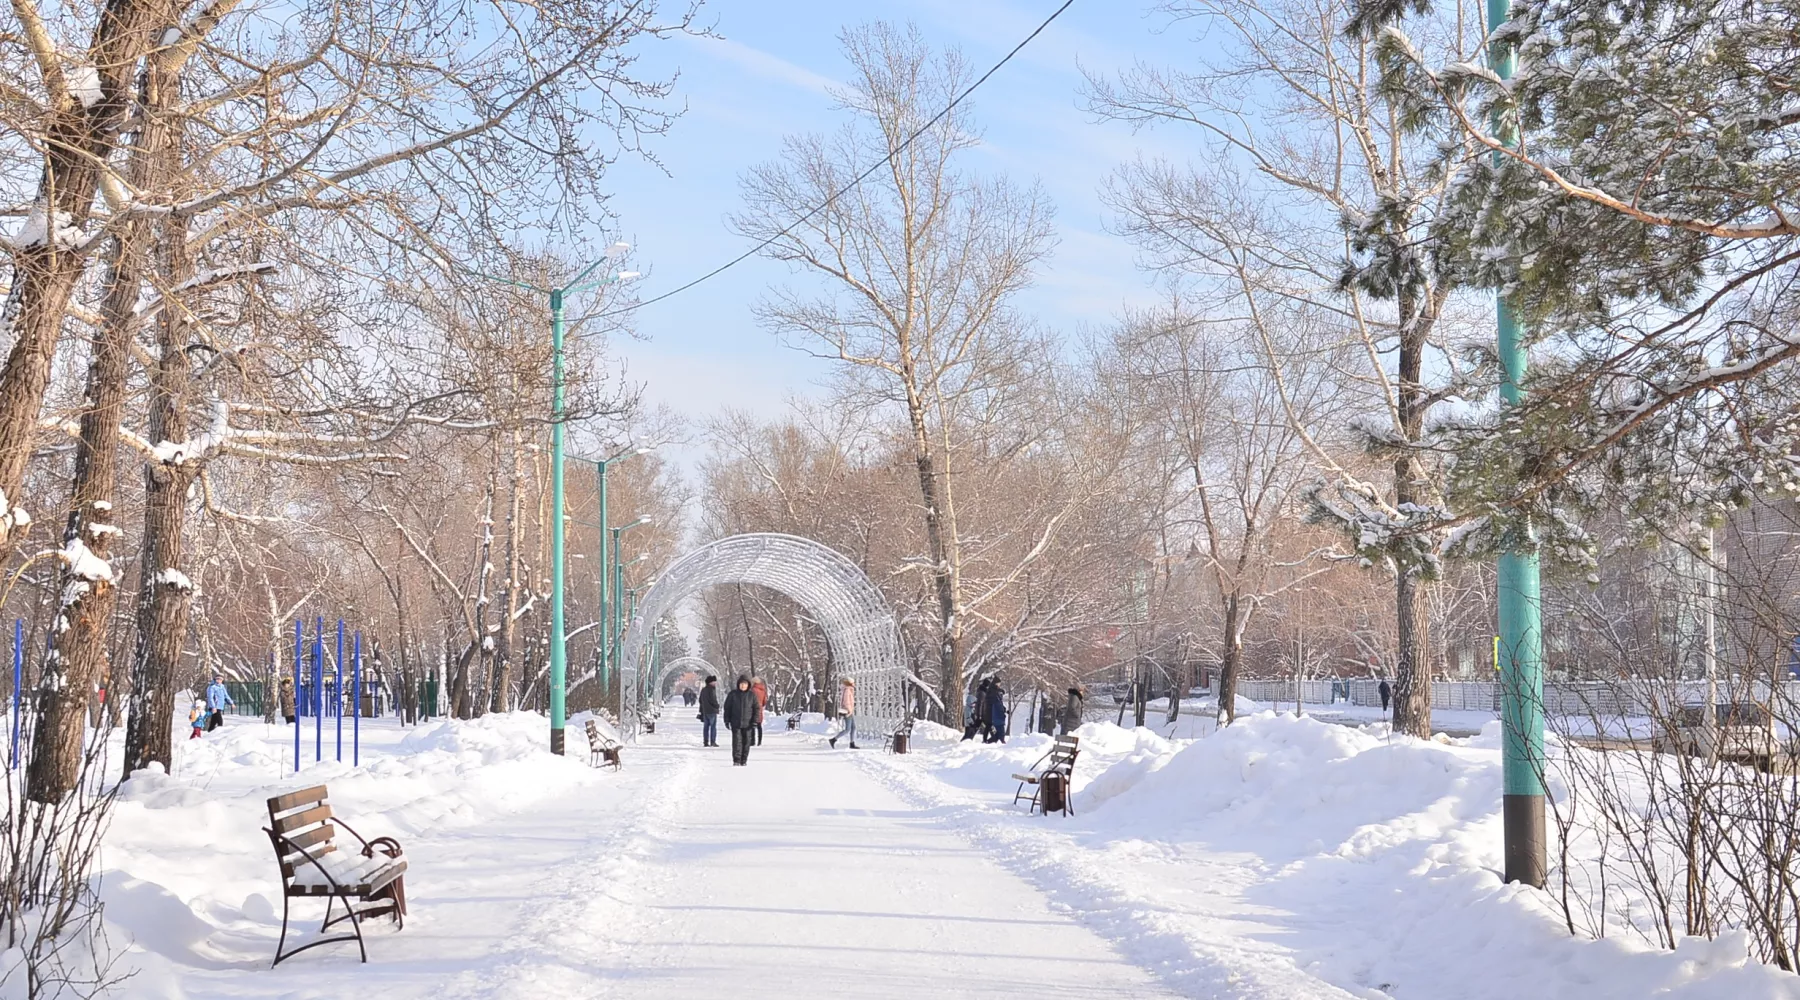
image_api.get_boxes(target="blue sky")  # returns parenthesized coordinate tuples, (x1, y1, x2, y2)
(597, 0, 1201, 450)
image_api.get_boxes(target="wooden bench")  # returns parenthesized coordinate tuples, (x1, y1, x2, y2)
(1012, 735, 1079, 816)
(263, 785, 407, 966)
(585, 718, 623, 769)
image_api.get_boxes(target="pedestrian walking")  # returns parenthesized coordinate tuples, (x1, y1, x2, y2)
(278, 674, 296, 725)
(698, 676, 721, 747)
(1060, 686, 1084, 736)
(1378, 679, 1392, 712)
(188, 700, 207, 740)
(751, 676, 768, 746)
(724, 675, 760, 766)
(828, 678, 858, 749)
(984, 678, 1007, 744)
(205, 673, 234, 731)
(963, 679, 991, 741)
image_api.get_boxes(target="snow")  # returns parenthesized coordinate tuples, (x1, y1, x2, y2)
(152, 567, 192, 590)
(58, 537, 112, 582)
(152, 398, 230, 465)
(43, 706, 1800, 998)
(8, 202, 83, 249)
(0, 488, 26, 534)
(65, 64, 101, 108)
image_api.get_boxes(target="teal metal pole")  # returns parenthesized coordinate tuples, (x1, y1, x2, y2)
(612, 530, 625, 689)
(549, 287, 568, 756)
(598, 458, 610, 712)
(1489, 0, 1545, 888)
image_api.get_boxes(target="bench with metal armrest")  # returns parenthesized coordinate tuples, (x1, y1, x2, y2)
(1012, 735, 1079, 816)
(263, 784, 407, 967)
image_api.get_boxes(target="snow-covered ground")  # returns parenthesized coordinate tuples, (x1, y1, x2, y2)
(35, 706, 1800, 998)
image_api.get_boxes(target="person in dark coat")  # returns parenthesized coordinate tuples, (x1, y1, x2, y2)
(723, 675, 760, 765)
(1060, 686, 1084, 736)
(698, 676, 721, 747)
(984, 679, 1007, 743)
(963, 679, 991, 741)
(1378, 679, 1392, 712)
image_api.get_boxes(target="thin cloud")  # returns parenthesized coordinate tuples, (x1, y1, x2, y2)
(684, 33, 839, 96)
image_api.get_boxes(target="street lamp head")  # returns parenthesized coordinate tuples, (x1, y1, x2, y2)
(604, 241, 631, 260)
(614, 270, 641, 282)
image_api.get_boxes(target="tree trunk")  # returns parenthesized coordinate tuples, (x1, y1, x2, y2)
(1391, 295, 1434, 738)
(1393, 568, 1432, 736)
(904, 386, 963, 718)
(493, 435, 522, 713)
(0, 4, 160, 558)
(121, 217, 198, 780)
(30, 16, 181, 800)
(1217, 594, 1243, 725)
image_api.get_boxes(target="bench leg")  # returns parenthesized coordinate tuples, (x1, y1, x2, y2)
(272, 893, 368, 968)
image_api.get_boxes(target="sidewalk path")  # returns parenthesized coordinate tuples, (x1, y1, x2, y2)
(587, 729, 1186, 998)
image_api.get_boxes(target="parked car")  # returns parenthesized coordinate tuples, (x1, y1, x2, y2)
(1653, 702, 1780, 771)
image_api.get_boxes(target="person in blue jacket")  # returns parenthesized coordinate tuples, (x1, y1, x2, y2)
(205, 673, 235, 731)
(984, 678, 1007, 744)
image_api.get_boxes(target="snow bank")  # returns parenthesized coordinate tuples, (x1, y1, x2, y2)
(71, 712, 602, 996)
(859, 712, 1800, 999)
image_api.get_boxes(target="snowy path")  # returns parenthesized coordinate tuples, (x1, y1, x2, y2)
(170, 724, 1184, 998)
(577, 729, 1184, 997)
(105, 711, 1800, 999)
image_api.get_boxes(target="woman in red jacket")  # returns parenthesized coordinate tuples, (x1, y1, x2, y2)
(750, 676, 768, 746)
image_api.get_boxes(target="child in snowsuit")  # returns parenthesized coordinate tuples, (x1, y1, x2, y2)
(188, 700, 207, 740)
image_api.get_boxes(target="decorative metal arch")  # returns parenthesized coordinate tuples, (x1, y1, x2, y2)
(620, 534, 905, 739)
(653, 656, 717, 699)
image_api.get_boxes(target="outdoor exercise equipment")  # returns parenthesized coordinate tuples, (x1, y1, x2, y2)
(291, 617, 365, 773)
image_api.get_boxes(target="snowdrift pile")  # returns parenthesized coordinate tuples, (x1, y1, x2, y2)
(870, 710, 1800, 999)
(43, 713, 601, 998)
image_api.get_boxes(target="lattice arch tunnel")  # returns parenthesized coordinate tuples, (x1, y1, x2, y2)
(619, 533, 907, 740)
(652, 656, 717, 698)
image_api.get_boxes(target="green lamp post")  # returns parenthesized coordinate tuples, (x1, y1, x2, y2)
(546, 246, 636, 755)
(1487, 0, 1546, 887)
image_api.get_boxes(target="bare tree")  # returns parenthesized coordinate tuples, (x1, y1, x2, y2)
(733, 23, 1056, 714)
(1087, 0, 1486, 735)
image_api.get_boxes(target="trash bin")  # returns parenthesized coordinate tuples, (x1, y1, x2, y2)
(893, 731, 909, 754)
(1038, 770, 1067, 815)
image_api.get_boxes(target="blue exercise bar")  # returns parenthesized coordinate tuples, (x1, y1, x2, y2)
(335, 619, 344, 762)
(293, 618, 302, 773)
(353, 631, 362, 767)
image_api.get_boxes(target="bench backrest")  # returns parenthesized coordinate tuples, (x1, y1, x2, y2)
(267, 785, 337, 882)
(1048, 736, 1079, 770)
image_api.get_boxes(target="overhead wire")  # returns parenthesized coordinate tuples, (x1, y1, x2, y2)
(586, 0, 1079, 326)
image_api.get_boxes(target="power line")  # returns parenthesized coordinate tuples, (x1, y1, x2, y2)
(595, 0, 1079, 322)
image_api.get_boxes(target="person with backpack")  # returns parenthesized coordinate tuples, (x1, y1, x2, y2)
(698, 676, 721, 747)
(963, 679, 991, 741)
(984, 678, 1008, 744)
(828, 678, 858, 749)
(751, 676, 768, 746)
(723, 675, 760, 765)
